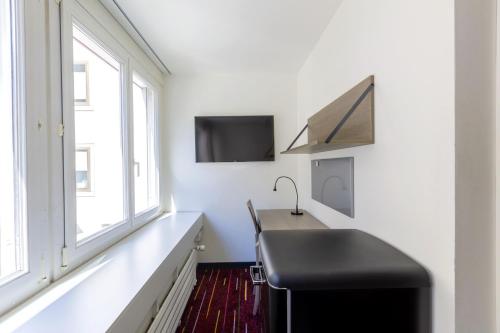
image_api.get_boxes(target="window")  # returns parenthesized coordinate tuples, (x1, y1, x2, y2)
(0, 0, 26, 283)
(70, 23, 126, 242)
(59, 0, 162, 278)
(73, 62, 89, 105)
(133, 74, 159, 215)
(0, 0, 164, 318)
(75, 146, 93, 193)
(0, 0, 50, 316)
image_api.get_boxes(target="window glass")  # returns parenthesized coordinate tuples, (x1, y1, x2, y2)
(0, 0, 26, 282)
(133, 75, 158, 215)
(72, 23, 125, 242)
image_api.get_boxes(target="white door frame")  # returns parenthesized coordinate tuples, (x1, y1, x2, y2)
(496, 2, 500, 331)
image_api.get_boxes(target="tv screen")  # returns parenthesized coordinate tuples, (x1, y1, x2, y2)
(195, 116, 274, 162)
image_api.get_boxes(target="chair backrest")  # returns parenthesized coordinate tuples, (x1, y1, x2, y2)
(246, 200, 262, 234)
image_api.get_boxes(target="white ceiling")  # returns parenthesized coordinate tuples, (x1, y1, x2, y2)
(115, 0, 343, 74)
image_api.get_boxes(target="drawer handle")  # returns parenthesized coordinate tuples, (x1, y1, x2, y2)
(250, 265, 266, 285)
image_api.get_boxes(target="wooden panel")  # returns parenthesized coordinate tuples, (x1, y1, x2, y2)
(257, 209, 328, 231)
(331, 92, 374, 143)
(281, 75, 374, 155)
(307, 75, 374, 144)
(281, 141, 370, 154)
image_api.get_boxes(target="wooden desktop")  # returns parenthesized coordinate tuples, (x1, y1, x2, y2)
(256, 209, 327, 231)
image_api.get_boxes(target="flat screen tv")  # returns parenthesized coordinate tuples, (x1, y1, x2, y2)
(195, 116, 274, 162)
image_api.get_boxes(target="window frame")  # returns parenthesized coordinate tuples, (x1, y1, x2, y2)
(0, 0, 25, 285)
(60, 0, 133, 265)
(0, 0, 51, 315)
(130, 66, 161, 225)
(58, 0, 163, 273)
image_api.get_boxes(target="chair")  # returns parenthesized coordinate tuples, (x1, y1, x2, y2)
(247, 199, 262, 235)
(246, 200, 264, 316)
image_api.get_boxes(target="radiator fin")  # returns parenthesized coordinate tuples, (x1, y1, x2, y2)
(148, 250, 197, 333)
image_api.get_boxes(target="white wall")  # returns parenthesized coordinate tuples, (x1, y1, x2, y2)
(455, 0, 497, 332)
(296, 1, 456, 332)
(164, 73, 298, 262)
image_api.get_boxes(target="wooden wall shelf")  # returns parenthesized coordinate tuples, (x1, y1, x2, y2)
(282, 75, 375, 155)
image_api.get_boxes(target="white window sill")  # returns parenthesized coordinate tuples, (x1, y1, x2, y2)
(0, 212, 203, 333)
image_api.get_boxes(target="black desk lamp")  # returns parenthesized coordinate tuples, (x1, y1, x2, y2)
(273, 176, 303, 215)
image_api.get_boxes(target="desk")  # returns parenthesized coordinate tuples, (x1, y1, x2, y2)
(257, 209, 327, 231)
(258, 229, 431, 333)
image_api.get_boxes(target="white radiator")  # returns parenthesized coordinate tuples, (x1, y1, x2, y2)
(148, 250, 197, 333)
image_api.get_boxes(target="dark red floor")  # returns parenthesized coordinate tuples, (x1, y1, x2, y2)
(176, 266, 263, 333)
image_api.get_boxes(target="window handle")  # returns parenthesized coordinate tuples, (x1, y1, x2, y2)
(134, 161, 140, 177)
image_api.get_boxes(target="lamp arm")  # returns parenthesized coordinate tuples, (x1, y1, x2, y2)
(274, 176, 300, 213)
